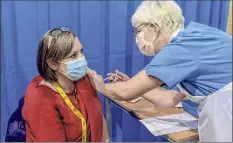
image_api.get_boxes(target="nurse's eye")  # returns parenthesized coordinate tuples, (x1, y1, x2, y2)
(136, 30, 141, 35)
(133, 29, 142, 36)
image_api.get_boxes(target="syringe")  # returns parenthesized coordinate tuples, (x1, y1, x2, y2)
(104, 73, 117, 81)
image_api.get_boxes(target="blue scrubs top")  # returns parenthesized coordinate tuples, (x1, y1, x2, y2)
(145, 21, 232, 96)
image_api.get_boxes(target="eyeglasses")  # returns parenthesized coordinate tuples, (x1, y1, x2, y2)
(132, 24, 151, 36)
(47, 26, 74, 49)
(132, 20, 160, 37)
(50, 26, 71, 38)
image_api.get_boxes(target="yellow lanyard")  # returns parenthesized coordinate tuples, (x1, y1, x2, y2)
(53, 82, 87, 142)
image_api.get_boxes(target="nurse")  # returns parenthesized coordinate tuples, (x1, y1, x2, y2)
(88, 1, 232, 142)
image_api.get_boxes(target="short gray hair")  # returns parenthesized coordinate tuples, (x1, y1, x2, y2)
(131, 0, 185, 34)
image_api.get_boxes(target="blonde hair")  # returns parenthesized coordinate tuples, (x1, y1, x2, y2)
(131, 0, 185, 34)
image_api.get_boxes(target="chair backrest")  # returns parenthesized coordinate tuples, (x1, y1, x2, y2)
(5, 97, 26, 142)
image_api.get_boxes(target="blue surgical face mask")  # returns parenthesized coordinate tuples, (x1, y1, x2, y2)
(59, 57, 88, 81)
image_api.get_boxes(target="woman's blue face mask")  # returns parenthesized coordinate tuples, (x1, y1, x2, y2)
(59, 57, 88, 81)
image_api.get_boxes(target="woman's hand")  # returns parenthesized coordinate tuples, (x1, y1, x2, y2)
(107, 70, 130, 83)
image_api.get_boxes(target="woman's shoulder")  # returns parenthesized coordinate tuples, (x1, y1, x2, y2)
(24, 75, 58, 104)
(76, 75, 94, 90)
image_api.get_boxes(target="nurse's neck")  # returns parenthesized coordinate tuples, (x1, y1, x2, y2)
(56, 73, 75, 94)
(169, 28, 182, 42)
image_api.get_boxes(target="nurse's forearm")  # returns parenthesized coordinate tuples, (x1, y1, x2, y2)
(102, 82, 134, 101)
(142, 87, 185, 107)
(97, 82, 127, 101)
(100, 70, 163, 101)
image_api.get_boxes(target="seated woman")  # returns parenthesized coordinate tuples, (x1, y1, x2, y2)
(22, 27, 109, 142)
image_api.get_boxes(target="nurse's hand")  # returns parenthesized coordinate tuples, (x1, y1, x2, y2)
(87, 69, 106, 93)
(107, 70, 130, 83)
(107, 70, 144, 103)
(87, 69, 97, 90)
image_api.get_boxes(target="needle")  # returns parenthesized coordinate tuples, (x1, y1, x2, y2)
(104, 73, 117, 81)
(88, 67, 117, 82)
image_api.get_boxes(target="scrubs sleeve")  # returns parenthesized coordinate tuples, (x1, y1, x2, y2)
(161, 84, 180, 92)
(145, 42, 198, 88)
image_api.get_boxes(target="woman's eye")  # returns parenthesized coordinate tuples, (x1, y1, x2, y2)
(81, 49, 84, 53)
(70, 54, 76, 58)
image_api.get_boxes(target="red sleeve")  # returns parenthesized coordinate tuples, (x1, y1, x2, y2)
(23, 93, 66, 141)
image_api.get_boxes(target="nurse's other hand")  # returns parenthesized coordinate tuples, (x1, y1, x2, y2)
(107, 70, 130, 83)
(122, 96, 144, 103)
(87, 70, 106, 93)
(87, 68, 97, 90)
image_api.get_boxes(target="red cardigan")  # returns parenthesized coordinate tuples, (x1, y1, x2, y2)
(22, 75, 103, 142)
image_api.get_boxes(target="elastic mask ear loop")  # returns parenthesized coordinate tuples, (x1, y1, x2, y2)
(148, 24, 161, 54)
(57, 61, 68, 76)
(55, 59, 68, 77)
(150, 23, 160, 44)
(146, 18, 160, 44)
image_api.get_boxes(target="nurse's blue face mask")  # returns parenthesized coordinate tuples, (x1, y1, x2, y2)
(50, 26, 88, 81)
